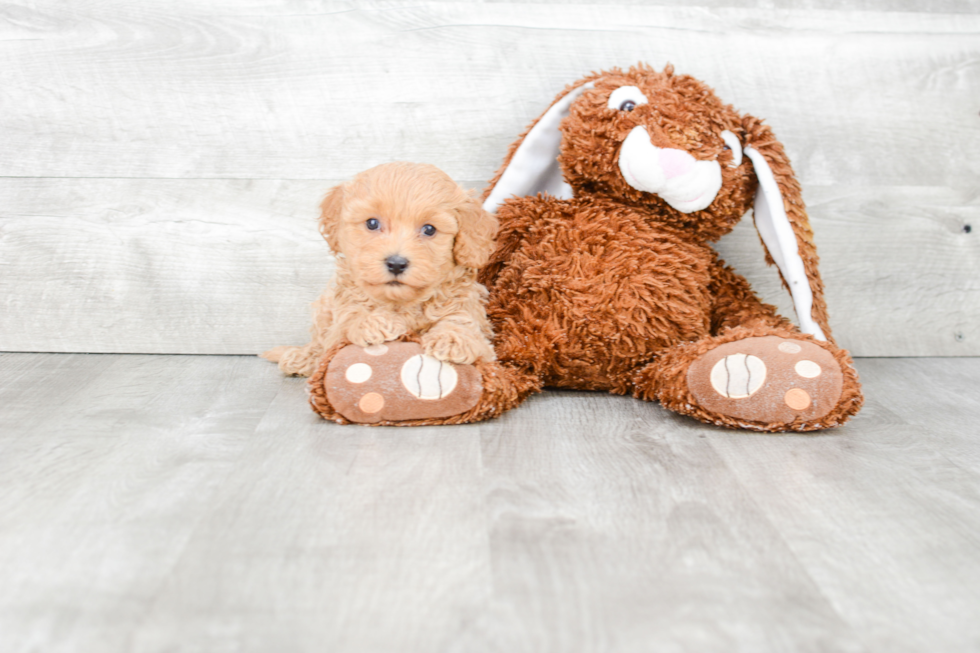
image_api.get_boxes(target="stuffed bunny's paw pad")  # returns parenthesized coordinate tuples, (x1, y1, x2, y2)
(687, 336, 843, 426)
(324, 342, 482, 424)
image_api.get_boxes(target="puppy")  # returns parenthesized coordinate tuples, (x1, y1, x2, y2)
(263, 162, 499, 377)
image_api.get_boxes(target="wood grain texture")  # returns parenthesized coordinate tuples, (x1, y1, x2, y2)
(1, 1, 978, 357)
(0, 2, 978, 186)
(1, 179, 976, 355)
(714, 185, 980, 357)
(2, 352, 980, 651)
(0, 353, 283, 652)
(705, 360, 980, 651)
(464, 393, 865, 653)
(475, 0, 980, 9)
(0, 178, 338, 355)
(131, 381, 490, 653)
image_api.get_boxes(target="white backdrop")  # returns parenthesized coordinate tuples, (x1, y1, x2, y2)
(1, 1, 978, 356)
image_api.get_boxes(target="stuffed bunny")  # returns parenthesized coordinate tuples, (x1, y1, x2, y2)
(309, 63, 862, 431)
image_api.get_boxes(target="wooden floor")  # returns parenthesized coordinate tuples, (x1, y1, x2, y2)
(1, 353, 978, 652)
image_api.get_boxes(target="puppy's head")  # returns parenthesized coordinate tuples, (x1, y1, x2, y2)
(320, 162, 498, 305)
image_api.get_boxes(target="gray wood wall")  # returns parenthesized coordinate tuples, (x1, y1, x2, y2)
(1, 1, 978, 357)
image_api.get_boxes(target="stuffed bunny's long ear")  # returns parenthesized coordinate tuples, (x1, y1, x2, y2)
(483, 82, 594, 214)
(743, 133, 830, 342)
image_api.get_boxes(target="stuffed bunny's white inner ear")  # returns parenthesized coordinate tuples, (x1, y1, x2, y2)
(744, 145, 826, 341)
(720, 130, 742, 167)
(483, 82, 594, 214)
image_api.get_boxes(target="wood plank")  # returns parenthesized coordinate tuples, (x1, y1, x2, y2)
(0, 3, 977, 187)
(0, 353, 283, 652)
(1, 179, 976, 356)
(714, 185, 980, 357)
(128, 375, 491, 653)
(846, 357, 980, 467)
(0, 353, 117, 431)
(0, 178, 338, 355)
(533, 0, 980, 9)
(1, 353, 980, 650)
(461, 391, 866, 653)
(704, 358, 980, 652)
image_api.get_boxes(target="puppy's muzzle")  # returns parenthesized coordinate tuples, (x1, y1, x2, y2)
(385, 255, 410, 276)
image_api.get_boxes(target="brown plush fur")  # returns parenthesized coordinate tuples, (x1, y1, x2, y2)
(472, 63, 862, 432)
(263, 162, 499, 376)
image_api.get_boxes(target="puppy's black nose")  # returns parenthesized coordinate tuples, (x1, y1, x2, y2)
(385, 255, 409, 276)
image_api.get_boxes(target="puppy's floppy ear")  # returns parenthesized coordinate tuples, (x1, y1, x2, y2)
(317, 183, 345, 253)
(453, 192, 499, 269)
(741, 115, 832, 343)
(482, 79, 596, 214)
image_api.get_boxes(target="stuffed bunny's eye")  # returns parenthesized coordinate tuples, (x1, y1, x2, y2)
(366, 218, 380, 231)
(607, 86, 649, 112)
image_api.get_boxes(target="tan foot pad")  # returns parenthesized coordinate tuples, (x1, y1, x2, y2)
(324, 342, 482, 424)
(687, 336, 843, 425)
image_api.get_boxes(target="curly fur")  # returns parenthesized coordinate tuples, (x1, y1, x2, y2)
(475, 63, 862, 431)
(263, 162, 499, 376)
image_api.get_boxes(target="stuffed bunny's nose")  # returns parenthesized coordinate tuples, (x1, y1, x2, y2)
(659, 148, 695, 179)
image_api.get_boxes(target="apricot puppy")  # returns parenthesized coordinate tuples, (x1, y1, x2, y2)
(263, 162, 499, 377)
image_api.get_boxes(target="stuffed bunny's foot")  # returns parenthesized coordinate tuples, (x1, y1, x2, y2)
(311, 341, 483, 424)
(637, 330, 863, 432)
(686, 336, 843, 428)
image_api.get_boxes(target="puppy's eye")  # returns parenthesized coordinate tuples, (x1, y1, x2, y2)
(365, 218, 380, 231)
(619, 100, 636, 112)
(420, 224, 437, 237)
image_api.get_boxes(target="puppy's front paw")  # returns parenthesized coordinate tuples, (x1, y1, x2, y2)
(348, 314, 408, 348)
(422, 330, 494, 365)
